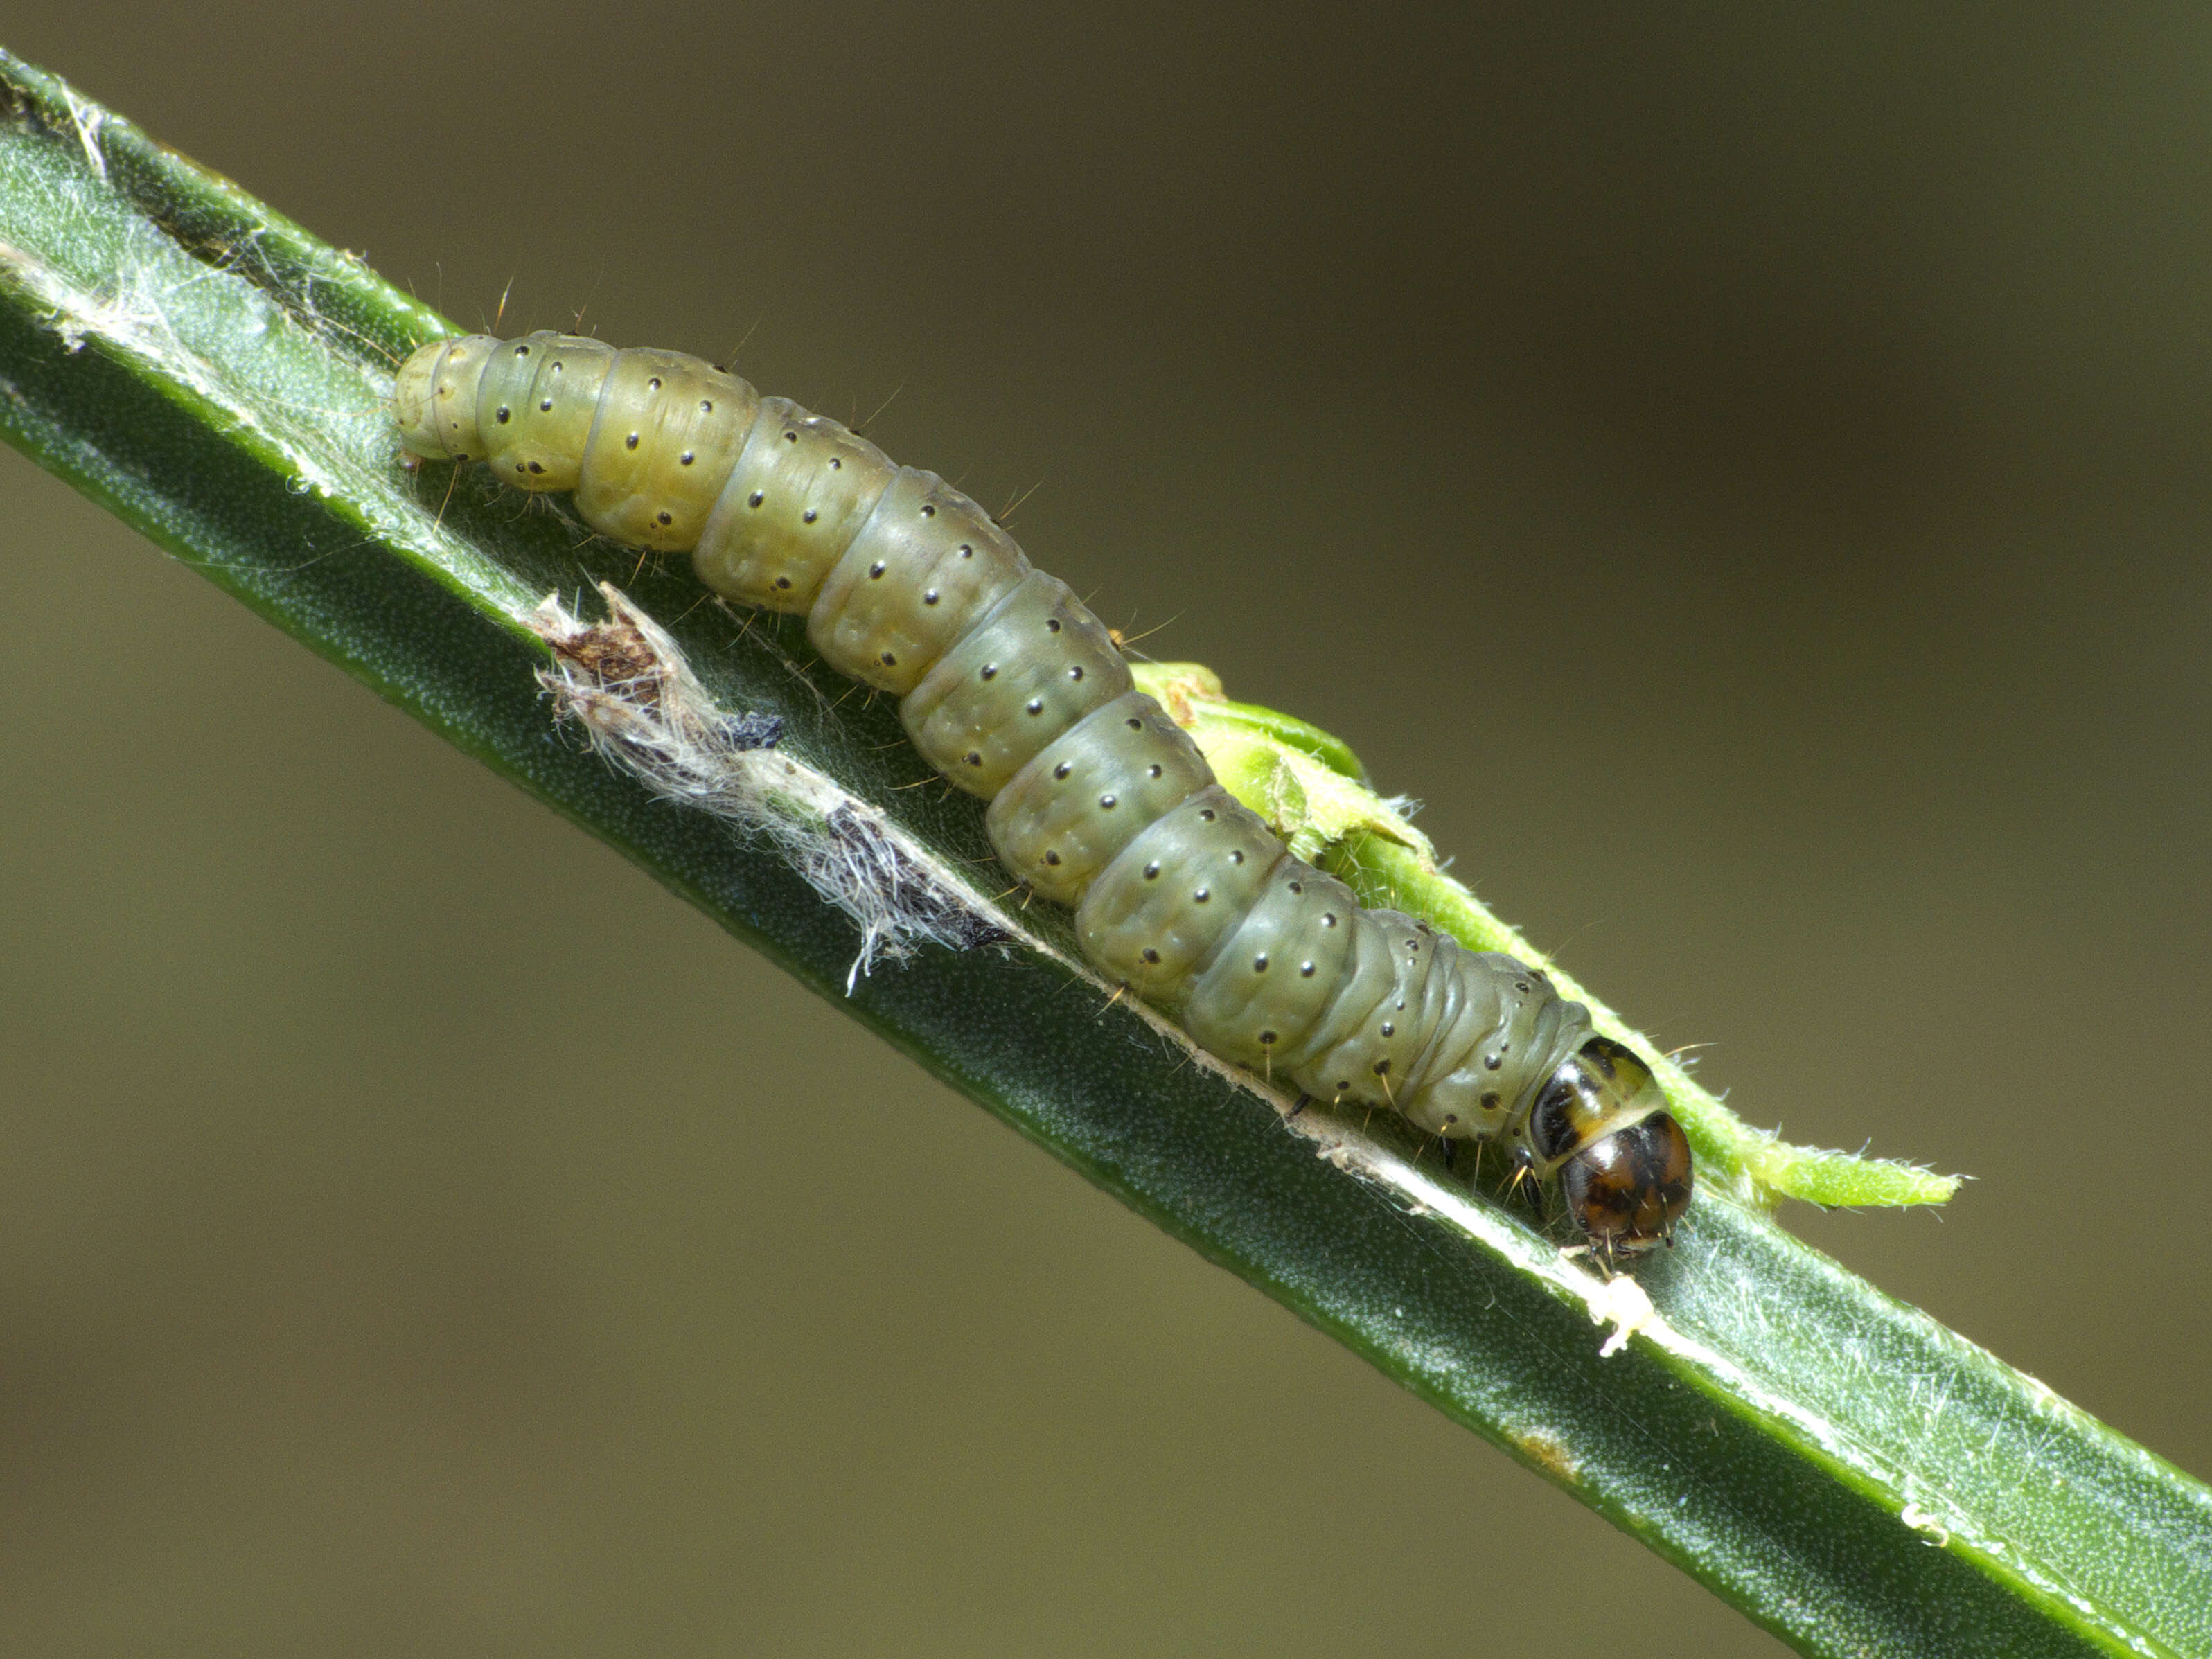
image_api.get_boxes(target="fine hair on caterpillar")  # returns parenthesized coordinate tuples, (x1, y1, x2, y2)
(393, 329, 1694, 1257)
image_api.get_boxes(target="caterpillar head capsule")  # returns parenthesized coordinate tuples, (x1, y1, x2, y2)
(1559, 1110, 1693, 1259)
(1528, 1037, 1692, 1257)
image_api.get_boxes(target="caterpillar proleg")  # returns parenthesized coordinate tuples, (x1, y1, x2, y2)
(393, 330, 1693, 1256)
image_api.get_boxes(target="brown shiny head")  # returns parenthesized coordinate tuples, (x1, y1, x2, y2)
(1560, 1111, 1694, 1257)
(1526, 1038, 1692, 1257)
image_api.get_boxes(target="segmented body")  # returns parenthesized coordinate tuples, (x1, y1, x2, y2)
(393, 331, 1692, 1252)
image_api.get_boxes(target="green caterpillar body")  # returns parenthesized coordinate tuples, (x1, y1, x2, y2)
(394, 330, 1692, 1254)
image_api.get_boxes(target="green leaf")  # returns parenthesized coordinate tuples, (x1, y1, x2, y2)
(3, 51, 2206, 1659)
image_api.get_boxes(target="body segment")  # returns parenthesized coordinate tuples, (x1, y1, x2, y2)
(396, 330, 1692, 1254)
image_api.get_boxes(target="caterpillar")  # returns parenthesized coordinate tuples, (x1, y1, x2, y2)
(393, 330, 1693, 1257)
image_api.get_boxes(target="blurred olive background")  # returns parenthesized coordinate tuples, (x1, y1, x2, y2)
(3, 8, 2208, 1656)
